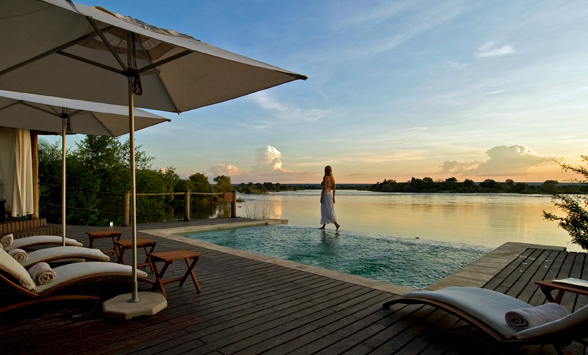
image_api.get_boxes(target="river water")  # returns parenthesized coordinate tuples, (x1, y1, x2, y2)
(234, 190, 579, 252)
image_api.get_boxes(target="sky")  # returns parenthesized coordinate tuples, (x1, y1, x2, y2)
(51, 0, 588, 184)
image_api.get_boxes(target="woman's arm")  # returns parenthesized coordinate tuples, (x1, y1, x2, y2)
(332, 178, 336, 203)
(320, 176, 326, 203)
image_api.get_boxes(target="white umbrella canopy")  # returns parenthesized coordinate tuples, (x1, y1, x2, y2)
(0, 0, 307, 111)
(0, 89, 170, 244)
(0, 90, 170, 136)
(0, 0, 307, 306)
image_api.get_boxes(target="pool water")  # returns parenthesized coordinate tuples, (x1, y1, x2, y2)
(180, 225, 490, 289)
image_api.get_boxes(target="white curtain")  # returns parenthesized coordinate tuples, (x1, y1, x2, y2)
(0, 128, 34, 217)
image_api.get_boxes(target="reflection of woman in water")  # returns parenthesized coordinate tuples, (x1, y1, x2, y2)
(319, 165, 340, 231)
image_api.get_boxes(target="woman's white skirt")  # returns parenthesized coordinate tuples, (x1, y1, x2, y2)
(320, 191, 337, 224)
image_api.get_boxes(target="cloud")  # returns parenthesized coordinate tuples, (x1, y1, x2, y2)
(445, 61, 467, 70)
(476, 41, 515, 58)
(440, 145, 555, 176)
(249, 92, 329, 124)
(347, 3, 467, 59)
(209, 145, 317, 183)
(338, 2, 414, 27)
(252, 145, 291, 173)
(209, 164, 243, 177)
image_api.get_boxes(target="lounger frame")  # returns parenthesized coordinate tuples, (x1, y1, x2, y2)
(0, 271, 149, 313)
(383, 297, 587, 354)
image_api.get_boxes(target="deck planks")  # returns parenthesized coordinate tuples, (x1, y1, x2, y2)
(0, 220, 587, 354)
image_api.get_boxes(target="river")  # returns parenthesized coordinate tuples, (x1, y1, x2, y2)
(233, 190, 579, 252)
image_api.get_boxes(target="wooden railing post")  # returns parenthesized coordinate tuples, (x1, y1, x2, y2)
(231, 190, 237, 218)
(122, 191, 130, 226)
(184, 190, 191, 221)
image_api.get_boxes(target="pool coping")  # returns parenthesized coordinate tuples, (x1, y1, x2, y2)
(141, 220, 566, 296)
(427, 242, 566, 290)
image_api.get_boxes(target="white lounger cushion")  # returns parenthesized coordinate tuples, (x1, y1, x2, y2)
(405, 287, 532, 339)
(0, 247, 36, 290)
(8, 236, 83, 250)
(36, 262, 148, 294)
(21, 247, 110, 268)
(517, 304, 588, 339)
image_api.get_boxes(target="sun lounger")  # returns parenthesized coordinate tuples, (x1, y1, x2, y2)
(5, 235, 83, 250)
(0, 247, 147, 313)
(18, 246, 110, 268)
(383, 286, 588, 353)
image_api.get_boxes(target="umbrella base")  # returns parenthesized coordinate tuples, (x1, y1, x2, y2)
(103, 291, 167, 320)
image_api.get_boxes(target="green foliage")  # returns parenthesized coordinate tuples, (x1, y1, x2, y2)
(135, 167, 178, 223)
(368, 176, 588, 195)
(188, 173, 213, 193)
(174, 179, 195, 193)
(38, 136, 176, 225)
(235, 182, 369, 194)
(540, 180, 559, 194)
(213, 175, 233, 193)
(38, 141, 66, 223)
(544, 155, 588, 250)
(479, 179, 499, 191)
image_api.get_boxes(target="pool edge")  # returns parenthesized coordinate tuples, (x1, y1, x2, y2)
(142, 222, 567, 296)
(427, 242, 567, 291)
(142, 222, 416, 296)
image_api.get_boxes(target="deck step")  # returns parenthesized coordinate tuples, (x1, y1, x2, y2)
(0, 218, 49, 236)
(11, 225, 62, 239)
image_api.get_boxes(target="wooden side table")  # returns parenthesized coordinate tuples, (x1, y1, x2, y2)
(536, 280, 588, 304)
(147, 250, 202, 299)
(85, 230, 121, 255)
(114, 238, 157, 270)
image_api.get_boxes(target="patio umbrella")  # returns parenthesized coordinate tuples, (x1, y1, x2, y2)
(0, 0, 307, 306)
(0, 89, 170, 245)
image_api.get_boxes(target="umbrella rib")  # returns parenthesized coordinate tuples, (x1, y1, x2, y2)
(85, 17, 128, 71)
(68, 109, 84, 116)
(0, 26, 114, 77)
(57, 52, 121, 75)
(93, 117, 116, 137)
(137, 50, 192, 74)
(135, 48, 186, 114)
(67, 110, 116, 137)
(0, 100, 21, 112)
(19, 102, 58, 117)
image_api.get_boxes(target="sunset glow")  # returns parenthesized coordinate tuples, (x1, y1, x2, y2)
(54, 0, 588, 184)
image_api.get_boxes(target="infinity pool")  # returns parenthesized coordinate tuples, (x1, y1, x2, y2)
(180, 225, 489, 289)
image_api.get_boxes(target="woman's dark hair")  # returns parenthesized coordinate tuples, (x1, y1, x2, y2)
(324, 165, 333, 176)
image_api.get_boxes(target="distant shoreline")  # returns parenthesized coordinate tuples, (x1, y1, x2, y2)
(234, 180, 587, 195)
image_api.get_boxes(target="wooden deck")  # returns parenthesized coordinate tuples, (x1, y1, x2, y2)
(1, 219, 587, 354)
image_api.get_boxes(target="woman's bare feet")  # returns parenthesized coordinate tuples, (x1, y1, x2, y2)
(335, 223, 340, 231)
(319, 225, 326, 230)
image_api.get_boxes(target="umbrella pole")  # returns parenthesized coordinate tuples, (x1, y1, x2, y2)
(128, 33, 139, 303)
(61, 114, 67, 246)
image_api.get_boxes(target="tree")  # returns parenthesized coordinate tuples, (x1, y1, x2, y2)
(540, 180, 559, 195)
(158, 167, 180, 193)
(463, 179, 475, 187)
(175, 179, 195, 193)
(189, 173, 213, 192)
(214, 175, 233, 193)
(38, 135, 167, 225)
(544, 156, 588, 250)
(445, 177, 458, 184)
(479, 179, 499, 191)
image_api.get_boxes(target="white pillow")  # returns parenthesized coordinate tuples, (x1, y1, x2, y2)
(0, 247, 36, 290)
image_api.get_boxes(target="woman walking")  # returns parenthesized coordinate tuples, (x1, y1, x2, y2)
(319, 165, 340, 231)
